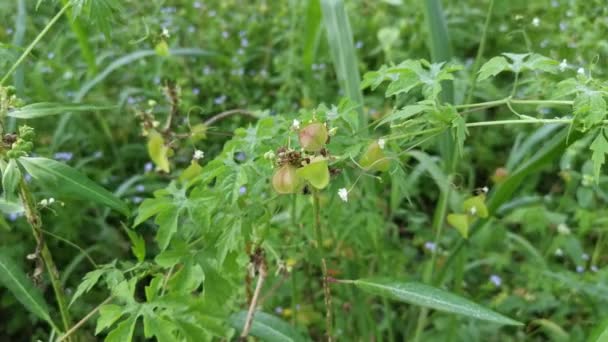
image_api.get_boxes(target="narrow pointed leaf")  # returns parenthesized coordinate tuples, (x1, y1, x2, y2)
(351, 279, 522, 325)
(229, 311, 305, 342)
(321, 0, 365, 131)
(18, 157, 129, 215)
(7, 102, 114, 119)
(0, 252, 55, 328)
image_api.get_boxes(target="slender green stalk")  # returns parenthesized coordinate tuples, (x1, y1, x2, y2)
(511, 72, 520, 97)
(510, 99, 573, 106)
(454, 98, 573, 110)
(0, 2, 71, 85)
(19, 181, 73, 339)
(312, 190, 333, 341)
(466, 118, 575, 127)
(465, 0, 494, 104)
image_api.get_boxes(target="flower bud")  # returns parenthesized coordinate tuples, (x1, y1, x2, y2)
(298, 123, 328, 152)
(359, 141, 389, 172)
(272, 165, 302, 194)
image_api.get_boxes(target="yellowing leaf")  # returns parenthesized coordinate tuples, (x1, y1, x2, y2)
(296, 159, 330, 189)
(447, 213, 470, 238)
(359, 141, 390, 172)
(179, 161, 203, 183)
(190, 123, 207, 142)
(147, 130, 171, 173)
(155, 40, 170, 57)
(463, 195, 488, 218)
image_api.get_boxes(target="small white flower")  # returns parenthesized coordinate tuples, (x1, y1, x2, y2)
(576, 265, 585, 273)
(469, 206, 477, 216)
(559, 59, 568, 72)
(591, 265, 599, 272)
(378, 138, 386, 149)
(193, 150, 205, 160)
(40, 199, 48, 206)
(582, 253, 590, 261)
(161, 27, 170, 38)
(577, 67, 585, 75)
(424, 241, 437, 252)
(338, 188, 348, 202)
(532, 17, 540, 27)
(48, 198, 55, 204)
(555, 248, 564, 256)
(482, 186, 489, 193)
(292, 119, 301, 130)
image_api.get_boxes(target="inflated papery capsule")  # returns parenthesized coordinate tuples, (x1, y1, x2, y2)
(298, 122, 328, 152)
(272, 165, 302, 194)
(359, 141, 390, 172)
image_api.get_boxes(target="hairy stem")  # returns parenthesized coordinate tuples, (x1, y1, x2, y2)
(58, 296, 113, 342)
(240, 264, 267, 340)
(19, 181, 73, 338)
(1, 2, 71, 85)
(203, 109, 257, 127)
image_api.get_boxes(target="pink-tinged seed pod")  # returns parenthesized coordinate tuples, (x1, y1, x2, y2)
(298, 123, 328, 152)
(272, 165, 301, 194)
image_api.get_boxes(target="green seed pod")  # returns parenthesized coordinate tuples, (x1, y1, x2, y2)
(19, 125, 35, 141)
(298, 123, 328, 152)
(272, 165, 302, 194)
(359, 141, 390, 172)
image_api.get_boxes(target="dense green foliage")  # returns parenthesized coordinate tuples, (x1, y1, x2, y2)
(1, 0, 608, 341)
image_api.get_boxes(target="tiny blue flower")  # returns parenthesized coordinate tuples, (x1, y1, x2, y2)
(576, 265, 585, 273)
(355, 41, 363, 49)
(423, 241, 436, 252)
(132, 196, 143, 204)
(93, 151, 103, 158)
(241, 38, 249, 47)
(235, 151, 247, 162)
(274, 306, 283, 314)
(239, 30, 246, 37)
(48, 52, 55, 59)
(135, 184, 145, 193)
(144, 162, 154, 173)
(222, 31, 229, 39)
(239, 186, 247, 195)
(153, 76, 161, 85)
(203, 66, 213, 75)
(127, 96, 136, 105)
(25, 174, 32, 183)
(208, 10, 216, 17)
(192, 88, 200, 95)
(193, 1, 202, 9)
(489, 274, 502, 287)
(54, 152, 73, 161)
(214, 95, 227, 105)
(187, 26, 196, 33)
(8, 213, 19, 221)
